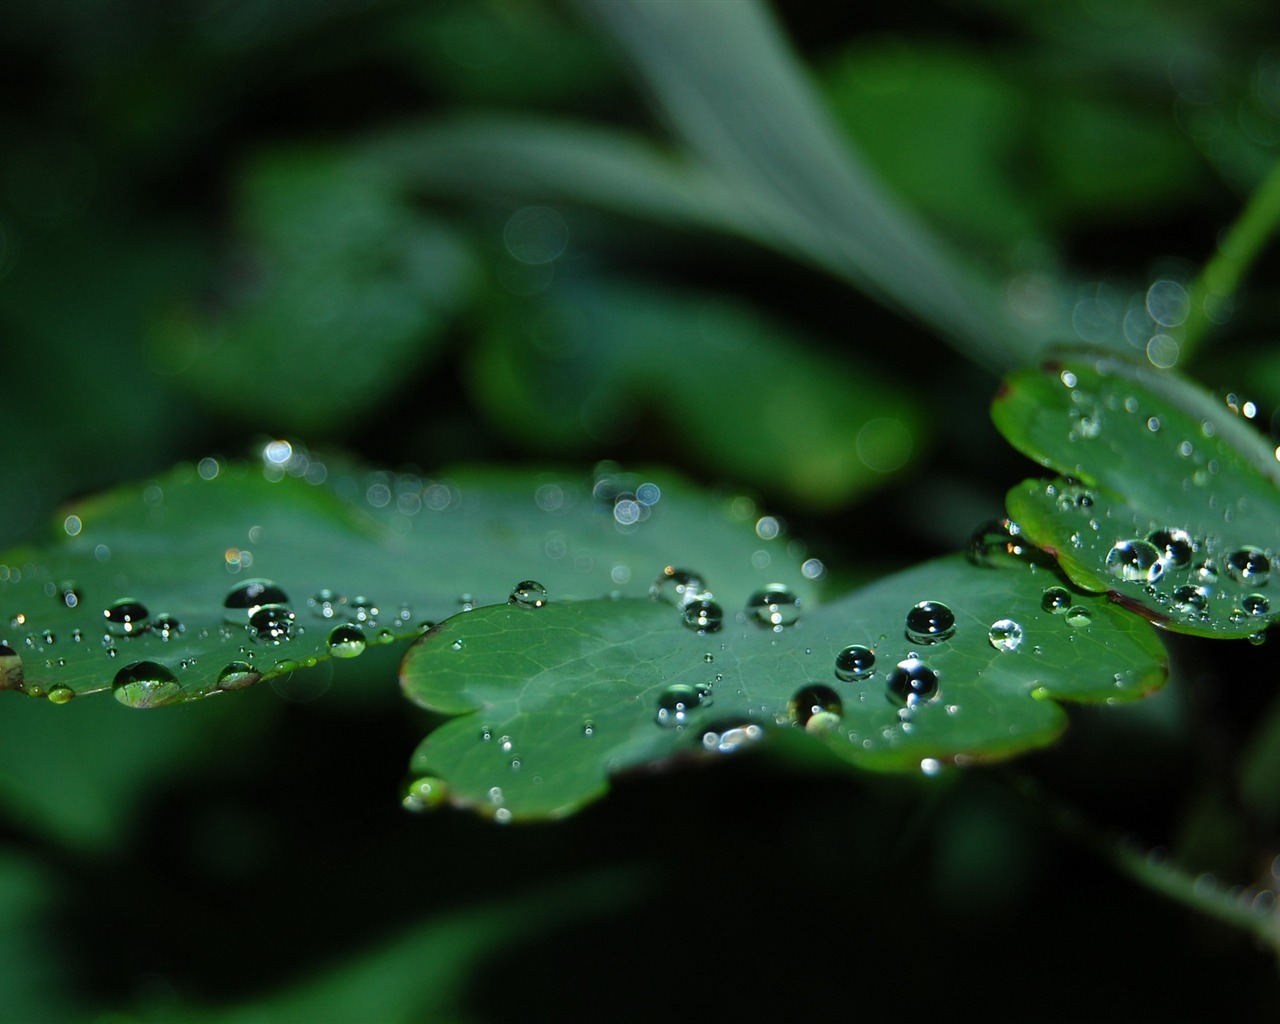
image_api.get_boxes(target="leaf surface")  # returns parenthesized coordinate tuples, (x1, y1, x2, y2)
(0, 457, 817, 706)
(402, 553, 1167, 820)
(993, 350, 1280, 637)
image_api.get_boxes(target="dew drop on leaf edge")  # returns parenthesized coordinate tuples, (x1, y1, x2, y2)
(327, 623, 367, 658)
(509, 580, 548, 608)
(112, 661, 182, 708)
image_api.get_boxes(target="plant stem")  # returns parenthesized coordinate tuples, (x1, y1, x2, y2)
(1182, 155, 1280, 360)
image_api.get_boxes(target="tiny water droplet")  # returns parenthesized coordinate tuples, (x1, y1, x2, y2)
(1105, 539, 1163, 583)
(788, 684, 842, 731)
(1040, 587, 1071, 613)
(217, 661, 259, 690)
(56, 582, 82, 609)
(905, 601, 955, 644)
(104, 598, 150, 637)
(509, 580, 548, 608)
(450, 638, 464, 651)
(987, 619, 1024, 652)
(833, 644, 876, 681)
(682, 598, 723, 634)
(1064, 606, 1092, 628)
(351, 597, 379, 624)
(403, 776, 448, 812)
(327, 623, 367, 658)
(248, 604, 295, 645)
(650, 567, 711, 608)
(745, 585, 801, 630)
(582, 720, 595, 737)
(40, 630, 56, 646)
(655, 683, 712, 728)
(1149, 528, 1195, 570)
(47, 685, 74, 705)
(1226, 547, 1271, 584)
(112, 661, 182, 708)
(886, 657, 939, 707)
(224, 579, 290, 614)
(699, 721, 765, 752)
(153, 614, 184, 640)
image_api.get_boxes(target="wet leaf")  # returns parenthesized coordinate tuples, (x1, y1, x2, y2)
(0, 455, 818, 706)
(401, 554, 1167, 820)
(993, 350, 1280, 637)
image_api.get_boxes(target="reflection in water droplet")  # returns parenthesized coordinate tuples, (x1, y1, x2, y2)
(655, 683, 712, 727)
(1244, 594, 1270, 617)
(833, 644, 876, 681)
(112, 661, 182, 708)
(403, 776, 448, 812)
(1105, 539, 1164, 583)
(745, 585, 801, 630)
(153, 615, 184, 640)
(1148, 528, 1195, 570)
(56, 582, 82, 609)
(224, 579, 290, 613)
(682, 599, 723, 634)
(788, 684, 843, 731)
(699, 721, 765, 753)
(1041, 587, 1071, 613)
(217, 661, 259, 690)
(905, 601, 955, 644)
(1226, 547, 1271, 584)
(987, 619, 1023, 652)
(248, 604, 295, 645)
(886, 657, 939, 707)
(1172, 585, 1209, 616)
(47, 685, 74, 705)
(327, 624, 367, 658)
(1064, 606, 1092, 628)
(104, 599, 150, 637)
(650, 567, 711, 608)
(509, 580, 548, 608)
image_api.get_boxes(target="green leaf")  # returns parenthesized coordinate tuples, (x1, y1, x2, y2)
(471, 275, 924, 506)
(0, 455, 819, 706)
(401, 553, 1167, 820)
(993, 350, 1280, 637)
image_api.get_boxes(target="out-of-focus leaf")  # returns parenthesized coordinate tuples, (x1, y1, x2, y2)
(0, 454, 820, 705)
(994, 349, 1280, 637)
(154, 149, 478, 435)
(470, 276, 925, 507)
(402, 554, 1166, 820)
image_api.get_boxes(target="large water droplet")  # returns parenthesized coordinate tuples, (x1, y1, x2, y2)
(1226, 547, 1271, 585)
(833, 644, 875, 681)
(904, 601, 955, 644)
(224, 579, 290, 614)
(987, 619, 1024, 652)
(655, 683, 712, 728)
(682, 598, 723, 634)
(788, 684, 842, 731)
(248, 604, 295, 644)
(650, 567, 711, 608)
(1243, 594, 1270, 618)
(47, 685, 74, 705)
(327, 624, 367, 658)
(104, 598, 150, 637)
(509, 580, 548, 608)
(886, 657, 939, 707)
(1064, 606, 1092, 628)
(745, 585, 801, 631)
(1040, 587, 1071, 613)
(217, 661, 260, 690)
(1172, 585, 1209, 616)
(112, 661, 182, 708)
(1148, 528, 1195, 570)
(1105, 539, 1163, 583)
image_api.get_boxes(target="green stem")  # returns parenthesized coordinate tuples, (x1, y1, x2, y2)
(1003, 771, 1280, 950)
(1182, 155, 1280, 359)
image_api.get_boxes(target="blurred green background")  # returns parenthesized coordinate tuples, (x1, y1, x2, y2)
(3, 0, 1280, 1019)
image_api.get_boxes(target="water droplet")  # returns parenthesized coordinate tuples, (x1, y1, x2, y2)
(699, 721, 765, 752)
(112, 661, 182, 708)
(1105, 539, 1164, 583)
(450, 638, 464, 651)
(1064, 606, 1092, 628)
(833, 645, 875, 681)
(248, 604, 295, 645)
(1041, 587, 1072, 613)
(309, 589, 340, 619)
(47, 685, 74, 705)
(745, 585, 801, 630)
(153, 614, 184, 640)
(217, 661, 259, 690)
(1149, 528, 1195, 569)
(509, 580, 548, 608)
(1172, 585, 1209, 616)
(655, 683, 712, 728)
(224, 579, 290, 614)
(987, 619, 1024, 652)
(1243, 594, 1270, 617)
(886, 657, 939, 707)
(650, 567, 711, 608)
(904, 601, 955, 644)
(104, 598, 150, 637)
(0, 642, 25, 688)
(351, 597, 380, 624)
(1226, 547, 1271, 584)
(403, 776, 448, 812)
(966, 519, 1043, 569)
(682, 599, 723, 634)
(40, 630, 56, 646)
(788, 684, 842, 731)
(327, 623, 367, 658)
(1055, 485, 1095, 512)
(56, 582, 82, 609)
(582, 720, 595, 737)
